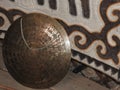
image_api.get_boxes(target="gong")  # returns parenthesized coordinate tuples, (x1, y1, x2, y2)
(2, 13, 71, 89)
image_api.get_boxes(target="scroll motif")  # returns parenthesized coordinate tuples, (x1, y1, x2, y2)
(58, 0, 120, 65)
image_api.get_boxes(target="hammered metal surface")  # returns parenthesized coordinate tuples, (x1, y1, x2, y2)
(2, 13, 71, 89)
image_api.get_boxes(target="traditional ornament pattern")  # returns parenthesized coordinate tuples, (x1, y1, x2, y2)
(0, 0, 120, 81)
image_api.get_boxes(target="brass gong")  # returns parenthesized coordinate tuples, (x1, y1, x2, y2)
(2, 13, 71, 89)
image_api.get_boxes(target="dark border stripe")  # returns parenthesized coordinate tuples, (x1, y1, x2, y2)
(49, 0, 57, 10)
(81, 0, 90, 18)
(68, 0, 77, 16)
(37, 0, 44, 5)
